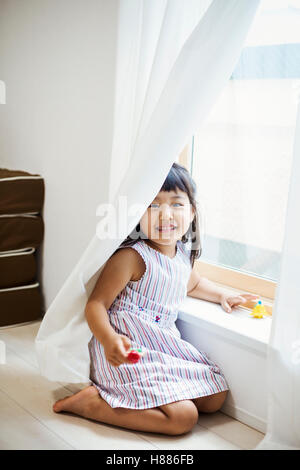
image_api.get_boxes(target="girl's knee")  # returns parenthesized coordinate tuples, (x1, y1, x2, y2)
(164, 400, 199, 435)
(199, 390, 228, 413)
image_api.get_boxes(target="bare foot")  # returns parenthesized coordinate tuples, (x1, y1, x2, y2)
(53, 385, 99, 415)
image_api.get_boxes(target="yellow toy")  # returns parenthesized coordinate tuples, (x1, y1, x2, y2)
(251, 300, 268, 319)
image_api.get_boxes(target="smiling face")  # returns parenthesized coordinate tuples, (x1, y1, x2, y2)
(139, 189, 195, 246)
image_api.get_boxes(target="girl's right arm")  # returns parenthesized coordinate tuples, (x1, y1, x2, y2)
(84, 248, 140, 367)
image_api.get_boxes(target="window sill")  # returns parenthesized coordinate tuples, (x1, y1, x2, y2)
(178, 295, 272, 355)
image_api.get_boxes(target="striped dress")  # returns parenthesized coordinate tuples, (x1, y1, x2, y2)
(88, 239, 228, 409)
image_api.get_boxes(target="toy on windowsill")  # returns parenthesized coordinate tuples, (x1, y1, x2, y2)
(127, 348, 143, 364)
(251, 300, 268, 319)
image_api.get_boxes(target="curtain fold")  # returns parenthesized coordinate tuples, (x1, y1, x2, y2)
(35, 0, 260, 384)
(255, 98, 300, 451)
(109, 0, 212, 203)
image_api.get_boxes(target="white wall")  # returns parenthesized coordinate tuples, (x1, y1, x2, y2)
(0, 0, 119, 309)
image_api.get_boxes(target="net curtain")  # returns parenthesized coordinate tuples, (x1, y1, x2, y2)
(35, 0, 260, 385)
(255, 96, 300, 451)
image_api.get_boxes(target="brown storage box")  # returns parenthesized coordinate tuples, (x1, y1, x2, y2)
(0, 214, 44, 251)
(0, 168, 44, 215)
(0, 248, 37, 289)
(0, 282, 42, 327)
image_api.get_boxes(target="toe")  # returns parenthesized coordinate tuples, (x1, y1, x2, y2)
(53, 401, 61, 413)
(53, 398, 66, 413)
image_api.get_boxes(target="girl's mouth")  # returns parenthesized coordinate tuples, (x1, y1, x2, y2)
(156, 225, 177, 232)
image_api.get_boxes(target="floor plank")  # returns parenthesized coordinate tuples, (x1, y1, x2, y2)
(0, 388, 73, 450)
(198, 411, 265, 450)
(137, 423, 241, 450)
(0, 347, 157, 450)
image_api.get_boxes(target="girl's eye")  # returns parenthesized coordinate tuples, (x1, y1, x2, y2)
(148, 203, 184, 208)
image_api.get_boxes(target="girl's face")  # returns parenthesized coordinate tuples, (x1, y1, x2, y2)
(139, 189, 195, 245)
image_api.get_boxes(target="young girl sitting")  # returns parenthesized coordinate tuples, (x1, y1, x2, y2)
(53, 162, 258, 436)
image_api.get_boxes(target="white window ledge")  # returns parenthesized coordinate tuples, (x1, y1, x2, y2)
(178, 296, 272, 355)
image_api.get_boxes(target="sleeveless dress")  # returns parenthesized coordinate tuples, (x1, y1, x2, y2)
(88, 239, 228, 409)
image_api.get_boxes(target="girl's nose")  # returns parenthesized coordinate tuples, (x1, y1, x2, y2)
(159, 203, 173, 219)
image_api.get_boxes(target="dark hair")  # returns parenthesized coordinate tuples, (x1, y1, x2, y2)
(117, 162, 202, 267)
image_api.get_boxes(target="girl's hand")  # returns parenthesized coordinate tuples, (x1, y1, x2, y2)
(103, 333, 133, 367)
(220, 293, 259, 313)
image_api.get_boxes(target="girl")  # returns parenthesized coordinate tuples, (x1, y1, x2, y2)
(53, 162, 258, 436)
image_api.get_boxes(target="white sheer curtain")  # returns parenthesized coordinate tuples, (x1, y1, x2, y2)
(35, 0, 260, 384)
(256, 99, 300, 450)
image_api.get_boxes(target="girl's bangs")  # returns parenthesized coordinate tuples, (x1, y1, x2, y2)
(159, 171, 188, 195)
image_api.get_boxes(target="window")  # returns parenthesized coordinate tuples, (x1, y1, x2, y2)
(187, 0, 300, 296)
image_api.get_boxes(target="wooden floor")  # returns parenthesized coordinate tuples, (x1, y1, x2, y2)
(0, 321, 265, 450)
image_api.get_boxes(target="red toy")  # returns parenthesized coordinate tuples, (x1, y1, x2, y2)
(127, 348, 143, 364)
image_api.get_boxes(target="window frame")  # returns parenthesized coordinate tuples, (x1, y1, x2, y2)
(178, 144, 276, 314)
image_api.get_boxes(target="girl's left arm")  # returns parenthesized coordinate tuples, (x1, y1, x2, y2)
(187, 267, 258, 313)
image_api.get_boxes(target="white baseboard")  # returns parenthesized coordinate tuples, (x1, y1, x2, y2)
(221, 402, 267, 434)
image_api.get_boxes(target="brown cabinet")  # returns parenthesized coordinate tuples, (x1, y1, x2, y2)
(0, 168, 44, 326)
